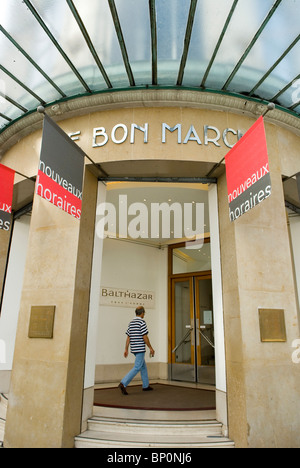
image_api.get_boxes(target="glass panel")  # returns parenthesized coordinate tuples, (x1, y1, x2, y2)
(73, 0, 129, 87)
(156, 0, 190, 84)
(227, 0, 300, 95)
(115, 0, 151, 86)
(183, 0, 234, 87)
(205, 0, 275, 89)
(277, 79, 300, 109)
(1, 0, 85, 97)
(174, 281, 192, 365)
(1, 0, 300, 132)
(0, 69, 40, 114)
(257, 44, 300, 104)
(173, 242, 211, 275)
(172, 279, 195, 383)
(0, 33, 60, 119)
(0, 117, 9, 130)
(294, 105, 300, 114)
(30, 0, 107, 92)
(171, 277, 215, 384)
(196, 278, 215, 385)
(197, 279, 214, 366)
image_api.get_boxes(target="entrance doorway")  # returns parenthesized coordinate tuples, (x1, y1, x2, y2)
(88, 180, 224, 392)
(85, 169, 227, 431)
(169, 242, 215, 385)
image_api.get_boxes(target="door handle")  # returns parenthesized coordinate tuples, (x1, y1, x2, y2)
(172, 329, 192, 354)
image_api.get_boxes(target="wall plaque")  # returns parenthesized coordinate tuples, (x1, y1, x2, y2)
(28, 306, 56, 339)
(258, 309, 287, 342)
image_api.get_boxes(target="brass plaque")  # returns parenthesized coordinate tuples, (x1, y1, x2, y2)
(28, 306, 56, 339)
(258, 309, 287, 342)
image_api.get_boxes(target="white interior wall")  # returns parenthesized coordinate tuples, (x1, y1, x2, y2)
(289, 215, 300, 314)
(208, 185, 227, 394)
(0, 215, 31, 391)
(84, 182, 107, 389)
(95, 238, 168, 368)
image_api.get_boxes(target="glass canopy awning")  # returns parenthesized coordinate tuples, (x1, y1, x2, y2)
(0, 0, 299, 133)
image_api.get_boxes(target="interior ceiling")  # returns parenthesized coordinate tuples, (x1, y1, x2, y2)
(0, 0, 300, 134)
(97, 160, 225, 180)
(105, 182, 210, 245)
(284, 176, 300, 212)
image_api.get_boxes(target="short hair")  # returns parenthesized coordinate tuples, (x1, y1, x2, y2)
(135, 306, 145, 316)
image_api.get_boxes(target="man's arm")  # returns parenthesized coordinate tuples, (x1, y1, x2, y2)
(143, 334, 155, 357)
(124, 335, 130, 358)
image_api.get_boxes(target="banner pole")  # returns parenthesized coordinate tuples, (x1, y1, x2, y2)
(262, 102, 276, 118)
(14, 169, 36, 181)
(84, 154, 109, 178)
(206, 104, 275, 179)
(37, 106, 108, 179)
(282, 172, 300, 183)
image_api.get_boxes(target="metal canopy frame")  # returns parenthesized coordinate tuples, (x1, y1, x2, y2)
(149, 0, 158, 86)
(0, 0, 300, 130)
(0, 24, 67, 98)
(23, 0, 92, 94)
(222, 0, 283, 90)
(67, 0, 112, 89)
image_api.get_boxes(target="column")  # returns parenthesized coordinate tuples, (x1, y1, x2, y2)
(0, 227, 10, 302)
(4, 169, 98, 448)
(0, 216, 31, 393)
(81, 182, 106, 428)
(218, 124, 300, 448)
(208, 184, 228, 431)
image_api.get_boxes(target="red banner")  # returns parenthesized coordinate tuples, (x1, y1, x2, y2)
(0, 164, 15, 231)
(225, 116, 272, 222)
(36, 170, 82, 219)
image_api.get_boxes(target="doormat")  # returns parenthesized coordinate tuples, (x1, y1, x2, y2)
(94, 384, 216, 411)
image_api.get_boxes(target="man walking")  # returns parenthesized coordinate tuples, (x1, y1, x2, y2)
(119, 306, 155, 395)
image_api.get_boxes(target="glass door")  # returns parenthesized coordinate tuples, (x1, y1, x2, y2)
(195, 277, 215, 385)
(171, 277, 195, 382)
(171, 275, 215, 384)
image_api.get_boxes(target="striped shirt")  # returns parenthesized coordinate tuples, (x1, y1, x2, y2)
(126, 317, 149, 353)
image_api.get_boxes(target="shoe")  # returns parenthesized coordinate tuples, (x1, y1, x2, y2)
(118, 383, 128, 395)
(142, 386, 154, 391)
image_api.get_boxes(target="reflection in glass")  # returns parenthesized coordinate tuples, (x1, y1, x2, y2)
(173, 242, 211, 275)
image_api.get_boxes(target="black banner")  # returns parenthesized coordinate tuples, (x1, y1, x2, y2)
(229, 172, 272, 222)
(36, 115, 85, 219)
(0, 210, 12, 232)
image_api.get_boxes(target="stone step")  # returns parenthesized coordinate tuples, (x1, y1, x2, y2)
(75, 405, 234, 448)
(75, 429, 234, 448)
(0, 419, 5, 444)
(88, 416, 223, 437)
(93, 404, 217, 421)
(0, 395, 8, 445)
(0, 394, 8, 420)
